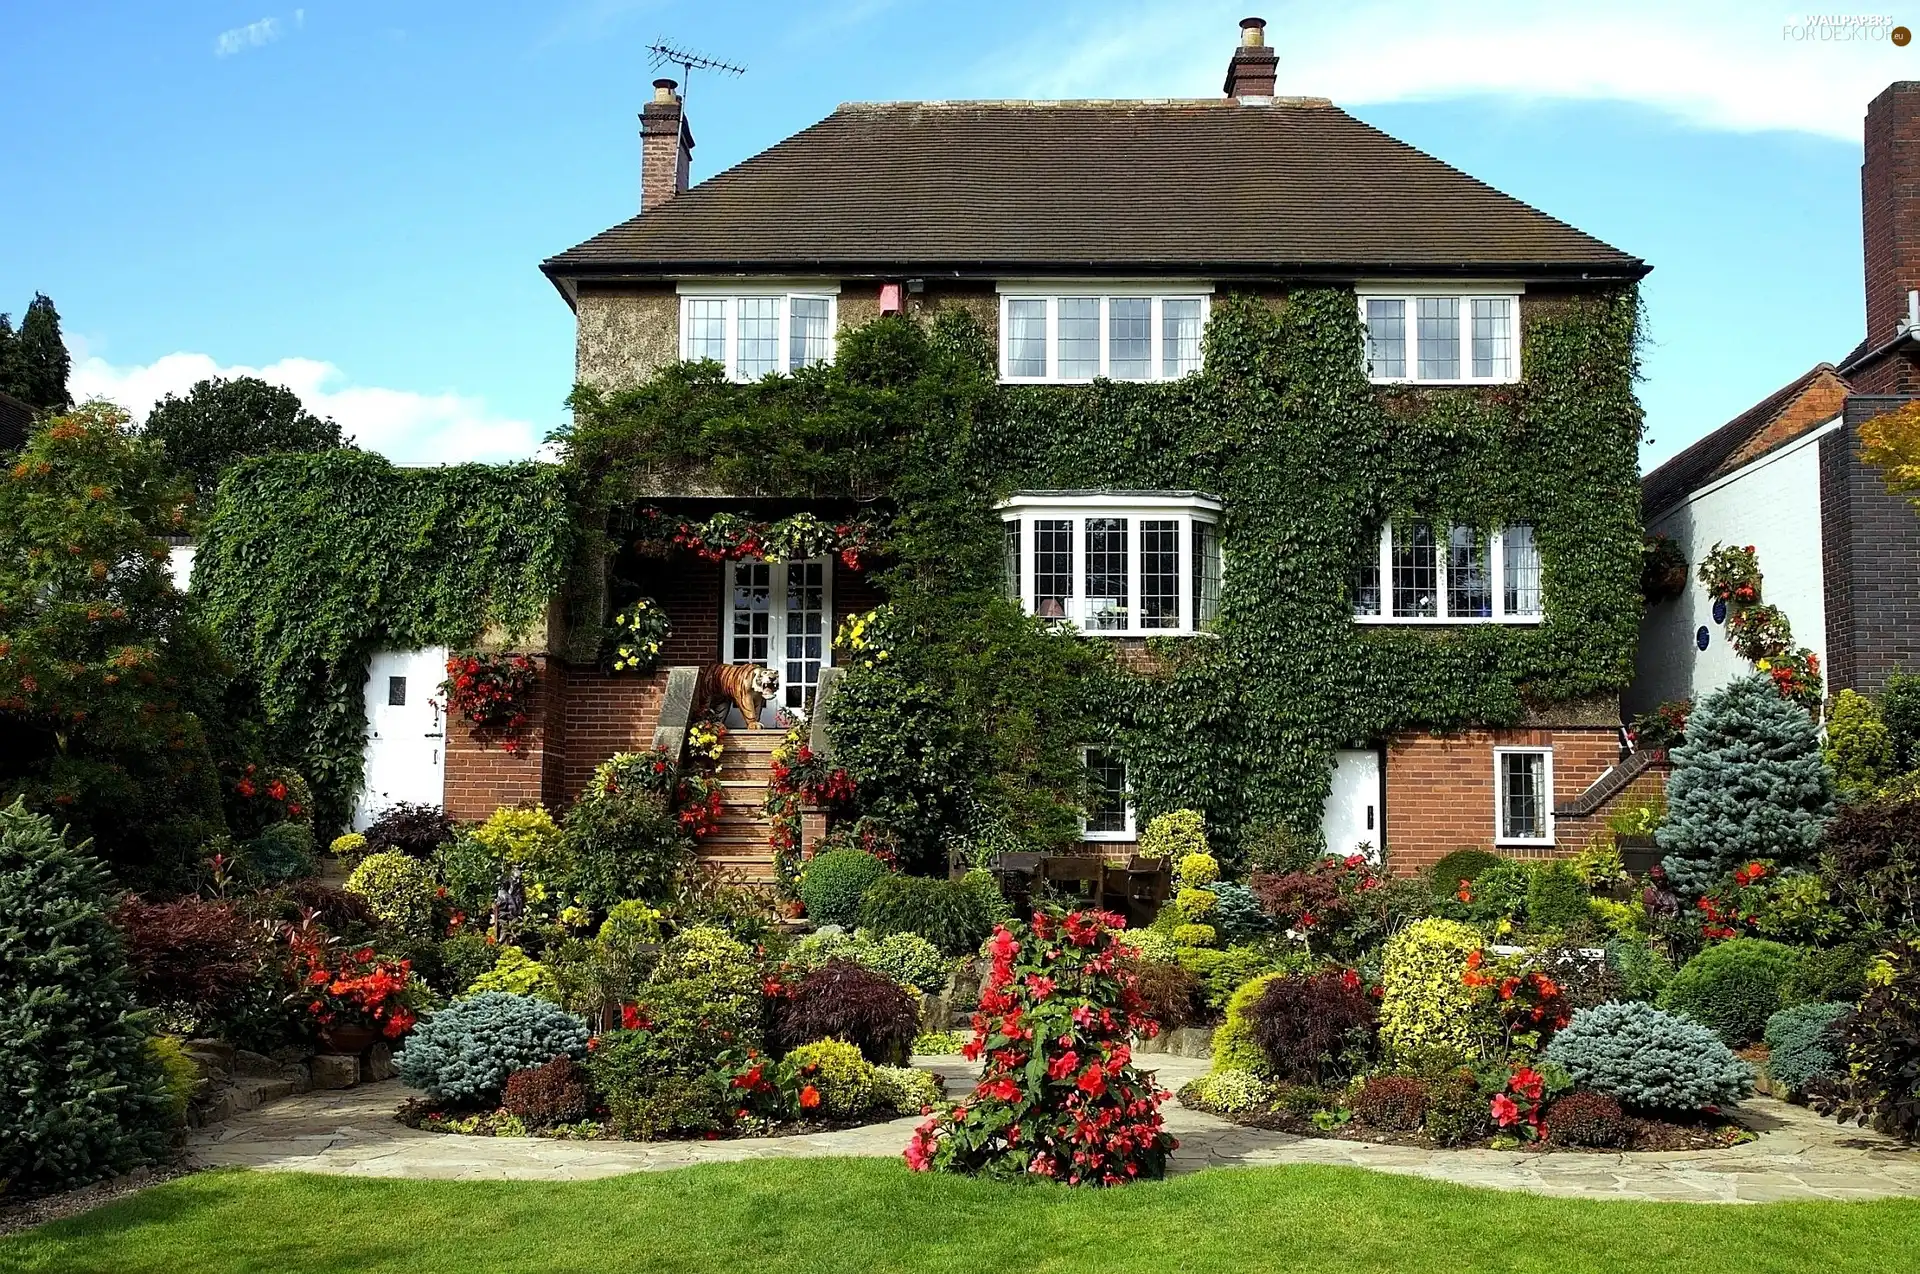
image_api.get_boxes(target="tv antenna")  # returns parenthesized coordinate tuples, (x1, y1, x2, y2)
(646, 40, 747, 97)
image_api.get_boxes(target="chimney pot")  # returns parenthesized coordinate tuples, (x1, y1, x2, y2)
(1240, 16, 1266, 47)
(1223, 18, 1278, 98)
(652, 77, 678, 104)
(640, 78, 695, 213)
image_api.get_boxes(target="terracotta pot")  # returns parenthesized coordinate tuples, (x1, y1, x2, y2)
(319, 1023, 378, 1055)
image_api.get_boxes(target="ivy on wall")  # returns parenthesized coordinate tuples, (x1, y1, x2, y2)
(194, 453, 575, 829)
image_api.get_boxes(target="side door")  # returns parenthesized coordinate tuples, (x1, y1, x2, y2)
(1320, 748, 1383, 862)
(353, 647, 448, 829)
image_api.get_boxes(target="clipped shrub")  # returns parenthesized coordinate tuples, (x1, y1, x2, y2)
(1764, 1002, 1850, 1094)
(1247, 970, 1376, 1084)
(438, 930, 499, 993)
(1188, 1067, 1274, 1114)
(345, 849, 439, 938)
(468, 945, 560, 1002)
(561, 768, 692, 909)
(1352, 1075, 1428, 1131)
(1658, 937, 1797, 1047)
(396, 992, 590, 1107)
(781, 1038, 878, 1119)
(1140, 809, 1209, 863)
(0, 801, 174, 1194)
(1782, 942, 1871, 1006)
(1176, 852, 1220, 889)
(1212, 972, 1288, 1073)
(873, 1064, 942, 1115)
(1526, 861, 1591, 932)
(857, 873, 994, 954)
(1172, 922, 1218, 948)
(867, 931, 950, 993)
(1423, 1069, 1492, 1147)
(1544, 1091, 1627, 1148)
(959, 868, 1013, 924)
(798, 849, 889, 928)
(1379, 918, 1484, 1056)
(501, 1054, 595, 1127)
(1543, 1001, 1753, 1110)
(771, 958, 919, 1064)
(1175, 886, 1219, 922)
(1210, 881, 1275, 944)
(363, 803, 457, 858)
(1428, 848, 1504, 896)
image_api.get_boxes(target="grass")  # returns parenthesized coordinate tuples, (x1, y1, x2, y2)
(5, 1158, 1919, 1274)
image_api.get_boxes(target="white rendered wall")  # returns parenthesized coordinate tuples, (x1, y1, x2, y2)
(1627, 424, 1833, 717)
(166, 543, 195, 592)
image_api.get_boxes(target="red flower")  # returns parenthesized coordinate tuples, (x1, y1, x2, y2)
(1490, 1092, 1520, 1127)
(1076, 1067, 1107, 1098)
(799, 1085, 821, 1110)
(620, 1002, 650, 1031)
(1456, 880, 1474, 903)
(1509, 1067, 1544, 1102)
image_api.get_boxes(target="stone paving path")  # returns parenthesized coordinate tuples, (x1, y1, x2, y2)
(188, 1054, 1920, 1203)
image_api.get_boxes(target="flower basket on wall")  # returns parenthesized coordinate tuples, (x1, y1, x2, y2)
(1640, 534, 1688, 603)
(442, 651, 539, 755)
(608, 597, 671, 673)
(1727, 604, 1793, 661)
(1697, 543, 1762, 605)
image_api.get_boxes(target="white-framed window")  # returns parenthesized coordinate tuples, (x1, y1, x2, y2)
(1359, 289, 1519, 385)
(677, 284, 839, 381)
(996, 284, 1211, 383)
(999, 492, 1224, 636)
(1494, 747, 1553, 846)
(1081, 747, 1134, 841)
(1352, 522, 1543, 624)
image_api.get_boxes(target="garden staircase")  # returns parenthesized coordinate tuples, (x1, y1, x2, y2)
(697, 729, 782, 887)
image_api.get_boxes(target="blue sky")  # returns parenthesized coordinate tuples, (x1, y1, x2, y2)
(0, 1, 1905, 467)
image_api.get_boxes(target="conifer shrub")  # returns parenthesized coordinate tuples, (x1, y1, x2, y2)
(1211, 881, 1275, 943)
(1543, 1001, 1753, 1111)
(0, 801, 174, 1194)
(1656, 675, 1832, 896)
(1782, 942, 1871, 1006)
(1657, 938, 1797, 1047)
(1526, 861, 1592, 932)
(1428, 848, 1503, 896)
(1379, 918, 1484, 1056)
(1544, 1091, 1627, 1147)
(1763, 1002, 1849, 1094)
(770, 958, 919, 1064)
(395, 992, 590, 1107)
(798, 848, 888, 928)
(1825, 690, 1896, 798)
(1211, 972, 1289, 1073)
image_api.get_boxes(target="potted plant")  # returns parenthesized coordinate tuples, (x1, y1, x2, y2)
(1697, 543, 1762, 606)
(1640, 534, 1688, 603)
(287, 926, 421, 1053)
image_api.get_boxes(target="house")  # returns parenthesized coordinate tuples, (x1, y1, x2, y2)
(397, 18, 1662, 879)
(0, 387, 33, 453)
(1630, 82, 1920, 717)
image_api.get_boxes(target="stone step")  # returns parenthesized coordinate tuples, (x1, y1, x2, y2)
(722, 731, 786, 750)
(232, 1074, 296, 1106)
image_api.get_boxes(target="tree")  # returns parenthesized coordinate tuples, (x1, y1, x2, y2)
(143, 376, 348, 502)
(0, 293, 73, 412)
(0, 402, 226, 884)
(1860, 400, 1920, 505)
(1656, 674, 1833, 896)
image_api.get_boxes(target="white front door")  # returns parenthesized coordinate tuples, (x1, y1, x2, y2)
(725, 559, 831, 726)
(1321, 748, 1382, 862)
(353, 647, 448, 829)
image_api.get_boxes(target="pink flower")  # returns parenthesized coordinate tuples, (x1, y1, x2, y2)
(1490, 1093, 1520, 1127)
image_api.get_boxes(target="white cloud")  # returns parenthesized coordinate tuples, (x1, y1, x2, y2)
(70, 352, 546, 466)
(215, 10, 302, 58)
(971, 1, 1908, 141)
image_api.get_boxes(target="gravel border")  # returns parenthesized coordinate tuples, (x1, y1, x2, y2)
(0, 1158, 198, 1238)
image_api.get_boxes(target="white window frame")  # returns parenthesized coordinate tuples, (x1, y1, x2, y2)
(1493, 746, 1554, 847)
(1356, 284, 1522, 386)
(995, 282, 1214, 384)
(1353, 522, 1543, 626)
(1080, 746, 1135, 842)
(997, 492, 1224, 637)
(676, 281, 841, 382)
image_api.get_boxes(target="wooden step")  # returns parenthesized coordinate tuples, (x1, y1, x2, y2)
(721, 732, 785, 751)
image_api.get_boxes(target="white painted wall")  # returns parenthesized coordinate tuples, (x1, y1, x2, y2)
(352, 647, 449, 830)
(166, 543, 195, 592)
(1627, 423, 1834, 717)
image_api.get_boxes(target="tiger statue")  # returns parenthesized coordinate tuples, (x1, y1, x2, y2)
(704, 663, 781, 728)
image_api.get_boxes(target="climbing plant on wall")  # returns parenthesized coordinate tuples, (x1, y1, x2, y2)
(194, 453, 575, 829)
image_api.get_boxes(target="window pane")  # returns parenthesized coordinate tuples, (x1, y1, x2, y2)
(1416, 298, 1460, 380)
(1500, 751, 1547, 840)
(1034, 519, 1072, 620)
(789, 297, 831, 370)
(1192, 520, 1221, 628)
(1140, 519, 1179, 628)
(1503, 523, 1542, 616)
(1007, 299, 1047, 377)
(1108, 298, 1151, 380)
(730, 562, 772, 664)
(1058, 297, 1100, 378)
(1447, 525, 1492, 618)
(1471, 297, 1511, 379)
(1084, 517, 1129, 631)
(1390, 522, 1438, 617)
(1353, 532, 1382, 617)
(783, 562, 826, 709)
(1365, 299, 1405, 378)
(1162, 299, 1203, 377)
(686, 298, 726, 363)
(1003, 519, 1022, 604)
(1084, 749, 1129, 835)
(736, 297, 779, 378)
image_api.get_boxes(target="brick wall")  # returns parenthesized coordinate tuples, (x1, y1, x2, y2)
(1822, 394, 1920, 694)
(1863, 83, 1920, 357)
(444, 658, 562, 820)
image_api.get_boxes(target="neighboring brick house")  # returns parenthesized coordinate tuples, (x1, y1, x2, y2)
(0, 388, 33, 453)
(1631, 81, 1920, 716)
(407, 18, 1661, 878)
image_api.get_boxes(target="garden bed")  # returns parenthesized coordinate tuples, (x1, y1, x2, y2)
(395, 1097, 924, 1143)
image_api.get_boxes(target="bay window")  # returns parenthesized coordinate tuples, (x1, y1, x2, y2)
(997, 286, 1211, 383)
(1000, 492, 1223, 636)
(678, 286, 838, 381)
(1360, 290, 1519, 384)
(1353, 522, 1543, 624)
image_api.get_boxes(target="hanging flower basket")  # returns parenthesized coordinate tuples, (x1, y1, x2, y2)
(1698, 543, 1762, 605)
(1756, 648, 1824, 714)
(1627, 699, 1689, 752)
(630, 506, 888, 566)
(1726, 603, 1793, 661)
(442, 652, 539, 755)
(608, 597, 671, 673)
(1640, 534, 1688, 603)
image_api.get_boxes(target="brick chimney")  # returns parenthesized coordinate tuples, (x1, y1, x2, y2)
(1863, 82, 1920, 348)
(1223, 17, 1277, 98)
(641, 78, 694, 213)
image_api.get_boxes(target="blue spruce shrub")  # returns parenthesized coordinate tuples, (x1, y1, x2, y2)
(1657, 938, 1797, 1047)
(396, 992, 589, 1107)
(1763, 1001, 1850, 1094)
(1656, 675, 1832, 897)
(1544, 1001, 1754, 1111)
(1211, 881, 1275, 945)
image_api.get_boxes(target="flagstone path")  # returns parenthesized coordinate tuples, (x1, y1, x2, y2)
(187, 1054, 1920, 1203)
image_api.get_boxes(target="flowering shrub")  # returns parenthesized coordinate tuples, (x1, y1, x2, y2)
(1251, 853, 1383, 954)
(1698, 542, 1761, 604)
(686, 719, 728, 765)
(1543, 1001, 1752, 1111)
(223, 762, 311, 836)
(442, 652, 539, 754)
(1628, 699, 1690, 753)
(834, 605, 896, 670)
(1352, 1074, 1428, 1131)
(1379, 919, 1485, 1057)
(769, 958, 920, 1064)
(674, 772, 727, 839)
(1487, 1063, 1568, 1141)
(905, 910, 1177, 1185)
(608, 597, 670, 673)
(1755, 648, 1824, 711)
(287, 928, 420, 1042)
(1246, 969, 1377, 1083)
(1460, 949, 1571, 1055)
(1544, 1090, 1627, 1147)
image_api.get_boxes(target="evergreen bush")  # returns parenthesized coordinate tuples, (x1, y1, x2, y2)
(1427, 848, 1503, 896)
(856, 873, 994, 954)
(1543, 1091, 1627, 1147)
(779, 1039, 878, 1119)
(1658, 938, 1797, 1046)
(1211, 972, 1288, 1073)
(1526, 861, 1592, 932)
(1882, 673, 1920, 770)
(866, 931, 951, 994)
(344, 849, 438, 937)
(0, 801, 175, 1193)
(1379, 918, 1484, 1056)
(873, 1063, 942, 1115)
(1210, 881, 1275, 944)
(1825, 690, 1896, 798)
(395, 992, 589, 1107)
(797, 849, 888, 928)
(1543, 1001, 1753, 1110)
(1655, 675, 1832, 895)
(1139, 809, 1210, 863)
(467, 945, 560, 1002)
(561, 766, 692, 909)
(1764, 1002, 1849, 1094)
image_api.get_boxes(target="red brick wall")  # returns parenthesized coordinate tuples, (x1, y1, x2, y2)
(1864, 82, 1920, 357)
(444, 658, 561, 821)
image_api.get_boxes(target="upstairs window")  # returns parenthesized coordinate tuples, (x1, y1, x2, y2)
(1360, 291, 1518, 384)
(997, 287, 1210, 383)
(678, 288, 838, 381)
(1000, 492, 1223, 636)
(1353, 522, 1543, 624)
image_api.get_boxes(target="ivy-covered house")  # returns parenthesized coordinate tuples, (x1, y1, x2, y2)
(276, 18, 1661, 882)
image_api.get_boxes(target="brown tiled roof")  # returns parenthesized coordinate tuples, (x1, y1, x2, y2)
(543, 99, 1644, 279)
(1641, 364, 1852, 521)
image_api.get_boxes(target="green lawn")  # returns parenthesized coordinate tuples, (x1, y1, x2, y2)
(6, 1159, 1918, 1274)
